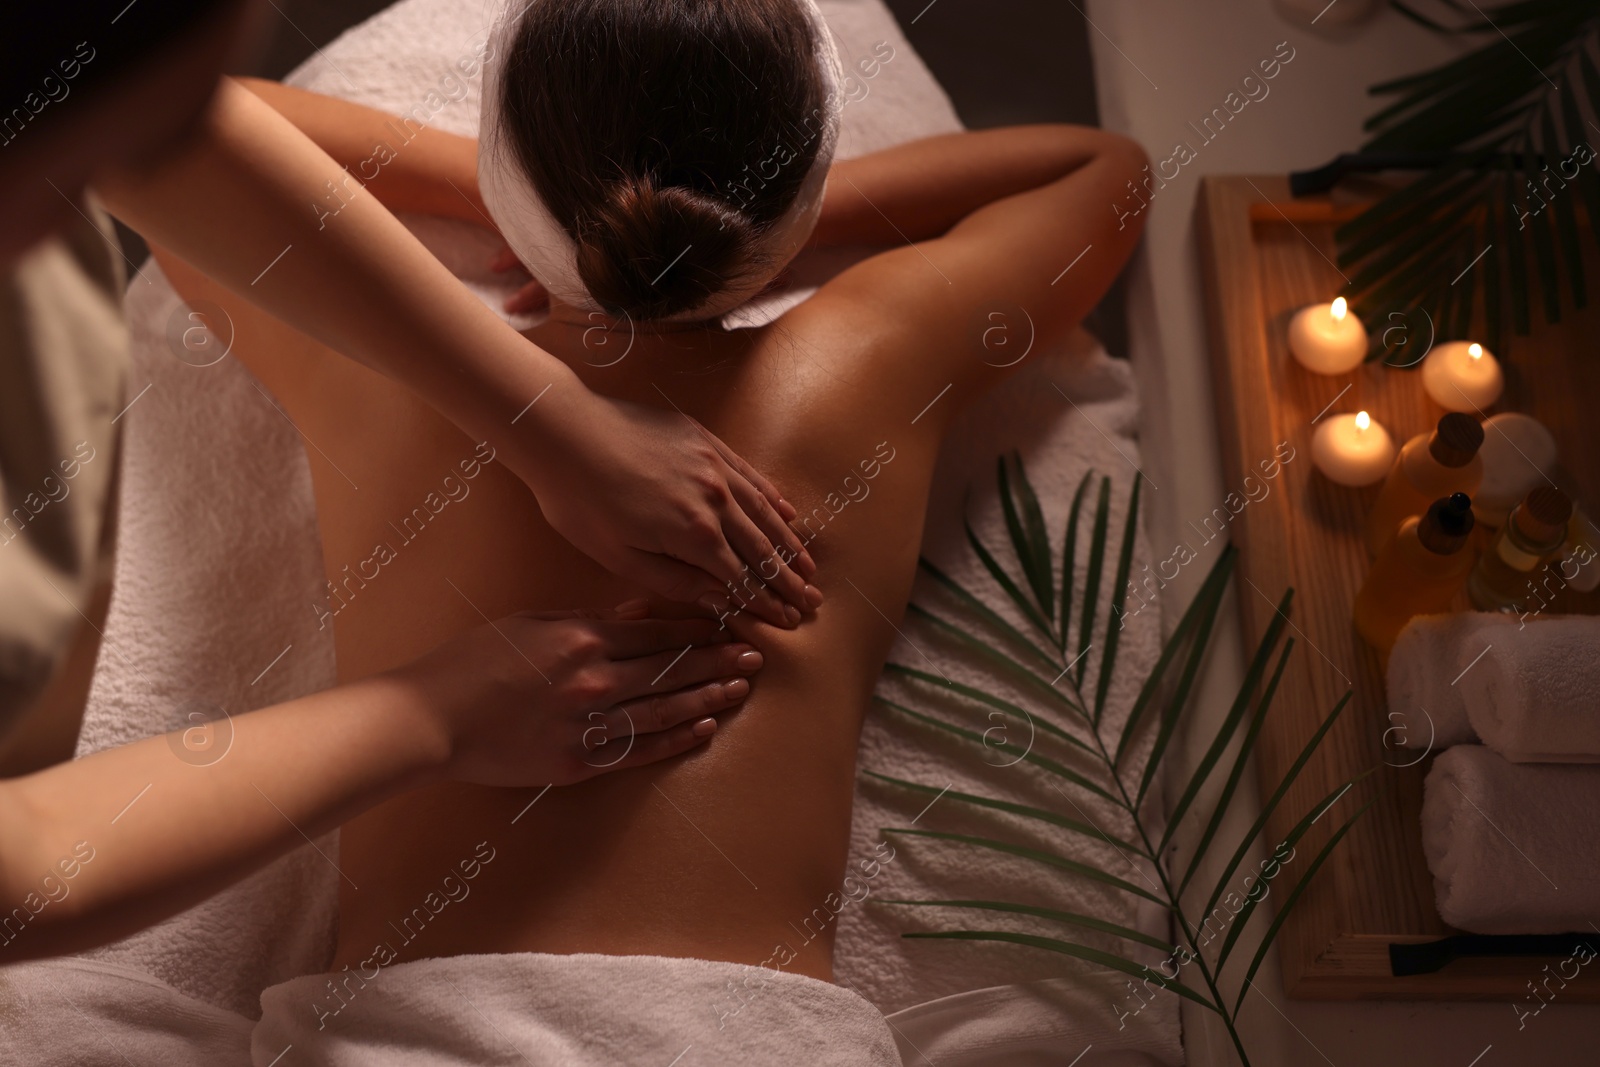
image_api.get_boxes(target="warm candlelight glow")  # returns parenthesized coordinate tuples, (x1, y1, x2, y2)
(1331, 297, 1348, 320)
(1468, 343, 1483, 360)
(1355, 410, 1371, 431)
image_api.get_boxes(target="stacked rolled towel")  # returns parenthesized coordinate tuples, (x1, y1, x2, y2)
(1385, 613, 1499, 749)
(1422, 746, 1600, 933)
(1460, 616, 1600, 762)
(1386, 613, 1600, 756)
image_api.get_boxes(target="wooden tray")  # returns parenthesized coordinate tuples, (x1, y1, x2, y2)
(1195, 174, 1600, 999)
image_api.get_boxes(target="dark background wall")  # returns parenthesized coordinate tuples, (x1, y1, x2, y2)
(240, 0, 1124, 353)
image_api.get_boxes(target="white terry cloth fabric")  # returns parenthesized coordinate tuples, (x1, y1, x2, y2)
(1421, 745, 1600, 934)
(0, 958, 252, 1067)
(61, 283, 341, 1016)
(251, 952, 900, 1066)
(1462, 616, 1600, 763)
(1385, 613, 1491, 750)
(885, 979, 1180, 1067)
(842, 337, 1182, 1066)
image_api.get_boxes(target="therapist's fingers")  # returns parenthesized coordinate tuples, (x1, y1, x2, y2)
(592, 715, 721, 774)
(722, 510, 816, 614)
(584, 678, 749, 749)
(616, 547, 795, 630)
(702, 419, 798, 522)
(612, 643, 763, 704)
(725, 473, 815, 581)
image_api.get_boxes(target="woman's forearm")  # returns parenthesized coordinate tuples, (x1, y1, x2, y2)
(235, 77, 486, 224)
(814, 126, 1123, 247)
(0, 672, 449, 961)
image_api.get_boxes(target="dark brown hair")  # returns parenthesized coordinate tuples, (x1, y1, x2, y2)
(498, 0, 828, 320)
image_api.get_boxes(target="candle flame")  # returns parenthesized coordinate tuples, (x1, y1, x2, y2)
(1468, 343, 1483, 359)
(1355, 410, 1371, 431)
(1330, 297, 1348, 321)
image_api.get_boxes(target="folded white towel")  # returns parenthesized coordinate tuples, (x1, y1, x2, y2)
(1421, 745, 1600, 934)
(252, 952, 901, 1067)
(0, 957, 252, 1066)
(1462, 616, 1600, 763)
(1386, 613, 1501, 750)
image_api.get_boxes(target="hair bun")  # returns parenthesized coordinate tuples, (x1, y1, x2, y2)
(575, 175, 760, 320)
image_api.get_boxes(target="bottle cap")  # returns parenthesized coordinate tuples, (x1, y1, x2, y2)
(1428, 413, 1485, 468)
(1418, 492, 1474, 554)
(1514, 486, 1573, 544)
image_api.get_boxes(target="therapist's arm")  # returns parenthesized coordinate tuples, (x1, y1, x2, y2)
(93, 80, 816, 629)
(0, 607, 759, 960)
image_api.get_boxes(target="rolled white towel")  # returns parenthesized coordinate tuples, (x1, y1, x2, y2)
(1422, 746, 1600, 933)
(1386, 613, 1496, 750)
(1461, 616, 1600, 762)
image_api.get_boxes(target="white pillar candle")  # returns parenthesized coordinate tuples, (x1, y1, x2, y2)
(1312, 410, 1396, 487)
(1289, 296, 1368, 374)
(1421, 341, 1504, 412)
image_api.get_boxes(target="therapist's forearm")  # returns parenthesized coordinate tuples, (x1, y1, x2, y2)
(0, 672, 449, 961)
(94, 78, 572, 453)
(234, 76, 487, 224)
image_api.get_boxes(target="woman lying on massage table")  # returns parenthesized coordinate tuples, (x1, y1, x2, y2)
(156, 0, 1146, 1052)
(0, 0, 820, 961)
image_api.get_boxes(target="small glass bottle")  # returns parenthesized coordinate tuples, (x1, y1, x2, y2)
(1365, 413, 1484, 557)
(1354, 493, 1476, 661)
(1467, 486, 1573, 612)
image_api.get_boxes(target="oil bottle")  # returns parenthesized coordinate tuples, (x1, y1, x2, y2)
(1355, 493, 1476, 661)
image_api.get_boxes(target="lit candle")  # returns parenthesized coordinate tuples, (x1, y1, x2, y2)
(1421, 341, 1504, 412)
(1289, 296, 1368, 374)
(1312, 410, 1395, 487)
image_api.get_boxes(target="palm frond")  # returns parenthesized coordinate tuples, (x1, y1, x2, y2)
(871, 467, 1365, 1067)
(1340, 1, 1600, 351)
(902, 930, 1220, 1012)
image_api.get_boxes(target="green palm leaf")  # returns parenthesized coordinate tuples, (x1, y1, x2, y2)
(1094, 474, 1142, 724)
(1077, 476, 1111, 686)
(885, 829, 1166, 906)
(876, 464, 1366, 1067)
(998, 453, 1056, 626)
(882, 899, 1175, 953)
(902, 931, 1218, 1012)
(907, 603, 1086, 721)
(917, 558, 1061, 673)
(1231, 804, 1373, 1020)
(1113, 545, 1237, 767)
(881, 662, 1093, 754)
(1158, 588, 1291, 855)
(865, 771, 1147, 855)
(1340, 1, 1600, 347)
(1212, 772, 1372, 973)
(1175, 638, 1294, 899)
(1059, 471, 1094, 649)
(874, 698, 1117, 804)
(965, 514, 1055, 639)
(1202, 691, 1354, 922)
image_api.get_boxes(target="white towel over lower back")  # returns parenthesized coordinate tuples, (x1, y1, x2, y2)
(251, 952, 900, 1067)
(1421, 745, 1600, 933)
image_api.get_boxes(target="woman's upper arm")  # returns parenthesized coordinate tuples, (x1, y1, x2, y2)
(801, 130, 1149, 428)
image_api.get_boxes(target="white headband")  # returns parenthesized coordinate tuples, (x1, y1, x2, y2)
(477, 0, 843, 322)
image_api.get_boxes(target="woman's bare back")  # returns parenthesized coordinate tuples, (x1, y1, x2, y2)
(154, 118, 1146, 985)
(162, 254, 952, 981)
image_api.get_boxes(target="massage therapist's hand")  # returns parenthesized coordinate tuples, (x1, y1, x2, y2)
(510, 388, 822, 629)
(399, 600, 764, 786)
